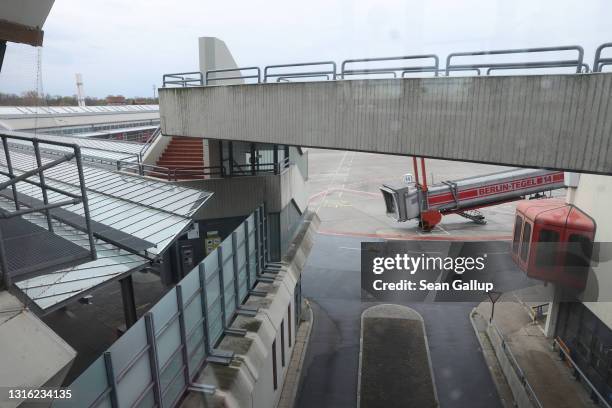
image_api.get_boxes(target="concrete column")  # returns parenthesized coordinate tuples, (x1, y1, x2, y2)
(544, 284, 562, 338)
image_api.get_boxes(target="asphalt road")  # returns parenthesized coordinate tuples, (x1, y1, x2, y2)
(296, 233, 505, 408)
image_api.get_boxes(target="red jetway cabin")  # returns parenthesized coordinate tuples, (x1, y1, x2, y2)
(512, 199, 596, 291)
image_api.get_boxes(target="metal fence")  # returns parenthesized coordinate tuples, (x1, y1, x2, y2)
(489, 322, 543, 408)
(53, 204, 270, 408)
(163, 42, 611, 88)
(553, 337, 612, 408)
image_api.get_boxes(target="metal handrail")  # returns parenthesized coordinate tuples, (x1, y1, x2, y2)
(433, 67, 482, 76)
(445, 45, 585, 75)
(162, 72, 203, 87)
(264, 61, 337, 82)
(165, 43, 610, 90)
(594, 43, 612, 72)
(276, 74, 330, 82)
(341, 55, 439, 78)
(117, 160, 226, 181)
(345, 71, 398, 78)
(486, 62, 591, 75)
(206, 67, 261, 84)
(553, 338, 612, 408)
(0, 133, 97, 287)
(139, 126, 162, 161)
(490, 322, 544, 408)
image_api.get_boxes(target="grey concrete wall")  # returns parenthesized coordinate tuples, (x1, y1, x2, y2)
(181, 212, 319, 408)
(159, 73, 612, 175)
(142, 134, 172, 165)
(198, 37, 244, 86)
(487, 324, 538, 408)
(180, 165, 304, 220)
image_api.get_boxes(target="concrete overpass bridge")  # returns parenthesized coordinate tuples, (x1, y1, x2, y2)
(159, 44, 612, 175)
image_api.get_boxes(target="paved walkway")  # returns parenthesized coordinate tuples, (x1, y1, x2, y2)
(473, 298, 598, 408)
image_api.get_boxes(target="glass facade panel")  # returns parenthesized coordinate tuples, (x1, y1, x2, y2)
(60, 206, 269, 407)
(116, 354, 153, 407)
(156, 319, 182, 369)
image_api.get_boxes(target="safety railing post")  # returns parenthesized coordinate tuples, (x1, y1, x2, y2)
(244, 221, 251, 289)
(176, 285, 192, 385)
(144, 313, 164, 408)
(2, 135, 19, 211)
(74, 145, 97, 260)
(217, 247, 227, 328)
(198, 264, 212, 354)
(103, 352, 120, 408)
(231, 232, 240, 308)
(254, 208, 262, 276)
(262, 202, 269, 264)
(32, 139, 54, 232)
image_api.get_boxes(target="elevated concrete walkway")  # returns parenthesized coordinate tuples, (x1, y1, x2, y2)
(159, 74, 612, 175)
(472, 297, 598, 408)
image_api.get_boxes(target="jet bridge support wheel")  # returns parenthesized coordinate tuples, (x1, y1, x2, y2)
(419, 210, 442, 232)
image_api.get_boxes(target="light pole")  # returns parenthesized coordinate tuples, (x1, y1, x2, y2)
(486, 290, 502, 323)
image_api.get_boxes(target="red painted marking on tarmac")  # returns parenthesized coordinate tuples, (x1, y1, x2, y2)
(317, 229, 512, 241)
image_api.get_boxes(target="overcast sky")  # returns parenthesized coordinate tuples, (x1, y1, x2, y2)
(1, 0, 611, 98)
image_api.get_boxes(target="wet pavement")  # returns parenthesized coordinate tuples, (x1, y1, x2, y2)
(296, 233, 506, 408)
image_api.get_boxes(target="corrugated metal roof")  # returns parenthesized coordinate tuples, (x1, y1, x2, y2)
(0, 148, 212, 256)
(4, 130, 143, 163)
(0, 132, 213, 311)
(0, 196, 148, 312)
(0, 105, 159, 117)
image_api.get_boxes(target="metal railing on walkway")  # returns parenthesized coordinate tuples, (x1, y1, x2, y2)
(0, 133, 97, 287)
(162, 72, 203, 87)
(138, 126, 162, 161)
(163, 42, 612, 88)
(117, 158, 291, 181)
(594, 43, 612, 72)
(489, 322, 544, 408)
(553, 337, 612, 408)
(53, 204, 272, 408)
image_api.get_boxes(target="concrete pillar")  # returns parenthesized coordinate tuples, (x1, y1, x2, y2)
(544, 284, 562, 338)
(198, 37, 243, 85)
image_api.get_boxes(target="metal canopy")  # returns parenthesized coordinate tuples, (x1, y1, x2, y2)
(4, 130, 143, 163)
(1, 196, 148, 312)
(0, 132, 213, 312)
(0, 208, 91, 281)
(0, 147, 212, 257)
(0, 189, 156, 253)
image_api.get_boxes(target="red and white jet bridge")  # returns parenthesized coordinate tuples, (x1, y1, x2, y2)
(381, 157, 565, 231)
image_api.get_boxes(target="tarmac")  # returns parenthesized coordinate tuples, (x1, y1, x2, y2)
(471, 295, 599, 408)
(299, 148, 576, 408)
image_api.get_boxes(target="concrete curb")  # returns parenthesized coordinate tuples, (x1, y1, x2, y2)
(358, 304, 439, 408)
(469, 308, 515, 408)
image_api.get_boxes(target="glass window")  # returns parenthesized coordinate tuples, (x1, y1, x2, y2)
(512, 216, 523, 255)
(520, 222, 532, 262)
(535, 228, 560, 267)
(564, 234, 593, 276)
